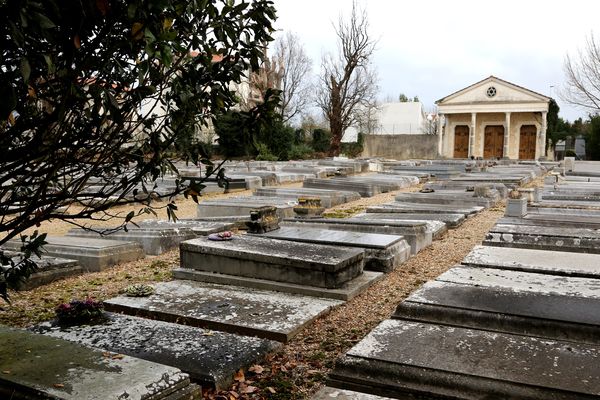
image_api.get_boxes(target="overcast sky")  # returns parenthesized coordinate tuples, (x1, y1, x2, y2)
(271, 0, 599, 122)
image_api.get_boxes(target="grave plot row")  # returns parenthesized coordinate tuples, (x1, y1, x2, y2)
(324, 169, 600, 399)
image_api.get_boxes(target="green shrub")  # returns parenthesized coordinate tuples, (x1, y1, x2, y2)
(255, 142, 278, 161)
(288, 143, 314, 160)
(312, 128, 332, 153)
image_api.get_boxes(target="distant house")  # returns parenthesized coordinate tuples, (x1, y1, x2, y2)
(436, 76, 550, 160)
(342, 101, 428, 142)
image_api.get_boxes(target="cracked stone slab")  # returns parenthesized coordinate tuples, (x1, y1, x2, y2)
(329, 319, 600, 399)
(0, 326, 200, 399)
(259, 227, 410, 272)
(33, 313, 280, 390)
(484, 223, 600, 253)
(394, 266, 600, 343)
(104, 280, 343, 342)
(463, 245, 600, 278)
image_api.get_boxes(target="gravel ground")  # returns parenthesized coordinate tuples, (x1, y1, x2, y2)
(0, 177, 505, 399)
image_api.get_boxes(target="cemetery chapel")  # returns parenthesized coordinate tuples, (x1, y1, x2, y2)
(436, 76, 551, 160)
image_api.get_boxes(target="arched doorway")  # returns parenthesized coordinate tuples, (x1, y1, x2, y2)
(453, 125, 469, 158)
(484, 125, 504, 159)
(519, 125, 537, 159)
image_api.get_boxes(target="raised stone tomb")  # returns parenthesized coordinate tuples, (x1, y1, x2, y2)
(463, 245, 600, 278)
(1, 252, 81, 290)
(328, 319, 600, 399)
(394, 190, 499, 208)
(34, 313, 280, 390)
(484, 223, 600, 253)
(196, 196, 296, 218)
(0, 326, 200, 399)
(2, 236, 143, 271)
(394, 266, 600, 344)
(179, 235, 364, 289)
(354, 212, 466, 228)
(259, 226, 410, 273)
(104, 280, 342, 342)
(282, 217, 431, 255)
(367, 202, 483, 215)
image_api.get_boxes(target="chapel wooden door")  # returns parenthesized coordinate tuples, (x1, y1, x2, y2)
(519, 125, 537, 160)
(453, 125, 469, 158)
(484, 125, 504, 159)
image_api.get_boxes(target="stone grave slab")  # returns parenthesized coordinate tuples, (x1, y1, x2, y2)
(282, 217, 431, 255)
(1, 253, 82, 290)
(394, 266, 600, 343)
(503, 213, 600, 229)
(484, 223, 600, 253)
(172, 268, 383, 301)
(34, 313, 280, 390)
(104, 280, 342, 342)
(353, 212, 466, 228)
(2, 236, 144, 271)
(367, 202, 483, 215)
(66, 224, 196, 256)
(303, 178, 382, 197)
(197, 197, 296, 218)
(394, 190, 499, 208)
(143, 219, 236, 235)
(329, 319, 600, 399)
(180, 235, 364, 288)
(463, 245, 600, 278)
(0, 326, 200, 399)
(313, 386, 395, 400)
(254, 187, 360, 208)
(259, 226, 410, 273)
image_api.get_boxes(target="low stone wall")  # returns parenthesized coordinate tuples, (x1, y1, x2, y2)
(362, 134, 439, 159)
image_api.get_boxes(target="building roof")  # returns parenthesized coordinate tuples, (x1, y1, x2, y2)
(436, 75, 551, 104)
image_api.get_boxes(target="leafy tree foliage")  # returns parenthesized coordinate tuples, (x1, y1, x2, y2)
(0, 0, 277, 300)
(587, 115, 600, 160)
(312, 128, 332, 153)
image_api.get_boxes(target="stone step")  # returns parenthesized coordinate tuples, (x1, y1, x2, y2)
(33, 313, 280, 390)
(329, 319, 600, 399)
(2, 236, 144, 271)
(104, 280, 342, 342)
(394, 266, 600, 343)
(258, 226, 410, 273)
(463, 245, 600, 278)
(0, 326, 201, 399)
(484, 223, 600, 253)
(283, 218, 431, 255)
(172, 268, 383, 301)
(179, 235, 364, 289)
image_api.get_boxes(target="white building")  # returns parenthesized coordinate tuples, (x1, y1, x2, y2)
(342, 101, 428, 142)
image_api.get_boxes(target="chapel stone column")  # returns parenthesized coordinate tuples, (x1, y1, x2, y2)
(539, 111, 548, 160)
(469, 112, 476, 158)
(437, 113, 444, 156)
(503, 112, 511, 159)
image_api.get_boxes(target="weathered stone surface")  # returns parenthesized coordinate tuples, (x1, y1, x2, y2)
(463, 245, 600, 278)
(172, 268, 384, 301)
(259, 227, 410, 273)
(394, 190, 499, 208)
(282, 217, 431, 255)
(500, 214, 600, 229)
(197, 197, 296, 218)
(367, 202, 483, 215)
(313, 386, 395, 400)
(329, 319, 600, 399)
(353, 212, 466, 228)
(1, 253, 81, 290)
(104, 280, 342, 342)
(66, 225, 196, 256)
(484, 223, 600, 253)
(139, 219, 236, 235)
(303, 178, 384, 197)
(2, 236, 144, 271)
(395, 266, 600, 343)
(0, 326, 200, 400)
(505, 198, 527, 217)
(180, 235, 364, 288)
(34, 313, 280, 390)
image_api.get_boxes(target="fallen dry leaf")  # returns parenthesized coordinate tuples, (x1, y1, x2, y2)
(266, 387, 276, 394)
(241, 385, 257, 394)
(233, 369, 245, 382)
(53, 383, 65, 388)
(248, 364, 264, 374)
(2, 370, 10, 374)
(111, 354, 124, 360)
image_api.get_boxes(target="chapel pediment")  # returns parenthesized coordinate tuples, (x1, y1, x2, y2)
(437, 76, 550, 105)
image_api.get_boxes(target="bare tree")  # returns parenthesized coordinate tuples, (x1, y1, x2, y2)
(562, 34, 600, 112)
(273, 32, 313, 123)
(316, 1, 378, 156)
(354, 102, 381, 135)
